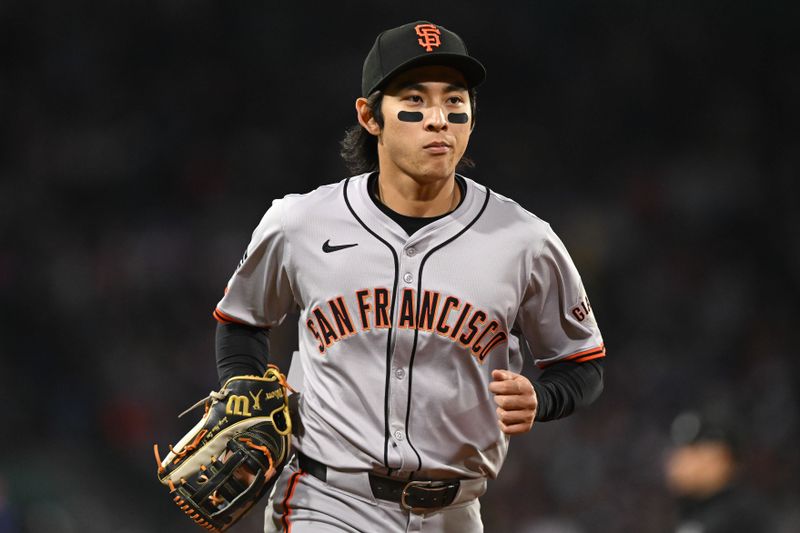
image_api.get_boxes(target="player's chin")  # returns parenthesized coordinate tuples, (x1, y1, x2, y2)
(418, 157, 457, 179)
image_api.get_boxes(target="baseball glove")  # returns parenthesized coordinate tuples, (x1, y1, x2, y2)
(153, 365, 292, 532)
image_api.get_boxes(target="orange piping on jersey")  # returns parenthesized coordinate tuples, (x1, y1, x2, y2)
(537, 343, 606, 368)
(212, 307, 241, 324)
(563, 343, 605, 361)
(572, 350, 606, 363)
(213, 307, 272, 330)
(280, 471, 305, 532)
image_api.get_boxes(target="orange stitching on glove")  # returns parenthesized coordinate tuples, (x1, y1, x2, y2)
(268, 364, 296, 394)
(239, 437, 277, 480)
(170, 429, 209, 462)
(153, 444, 166, 473)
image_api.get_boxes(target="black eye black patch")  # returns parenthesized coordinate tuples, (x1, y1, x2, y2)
(397, 111, 424, 122)
(447, 113, 469, 124)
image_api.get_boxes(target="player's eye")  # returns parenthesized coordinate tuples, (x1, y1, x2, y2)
(447, 96, 465, 105)
(405, 94, 423, 103)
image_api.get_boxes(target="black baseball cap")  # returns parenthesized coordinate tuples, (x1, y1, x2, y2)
(361, 21, 486, 97)
(670, 410, 741, 455)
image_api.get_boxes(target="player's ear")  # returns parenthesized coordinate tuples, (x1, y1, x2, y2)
(356, 98, 381, 136)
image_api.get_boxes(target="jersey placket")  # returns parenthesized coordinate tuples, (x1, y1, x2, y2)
(386, 239, 424, 473)
(344, 175, 486, 474)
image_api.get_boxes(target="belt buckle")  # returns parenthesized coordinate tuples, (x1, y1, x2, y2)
(400, 480, 452, 512)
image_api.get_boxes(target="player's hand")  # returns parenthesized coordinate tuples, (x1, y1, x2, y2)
(489, 370, 537, 435)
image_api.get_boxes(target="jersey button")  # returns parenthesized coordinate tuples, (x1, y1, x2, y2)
(405, 247, 417, 257)
(394, 368, 405, 380)
(403, 272, 414, 284)
(393, 430, 404, 441)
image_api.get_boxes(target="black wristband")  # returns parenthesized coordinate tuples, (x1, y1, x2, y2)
(215, 322, 270, 386)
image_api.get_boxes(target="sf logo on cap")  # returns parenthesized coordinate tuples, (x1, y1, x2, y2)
(415, 24, 441, 52)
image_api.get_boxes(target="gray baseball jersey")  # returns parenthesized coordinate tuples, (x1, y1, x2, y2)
(214, 173, 605, 481)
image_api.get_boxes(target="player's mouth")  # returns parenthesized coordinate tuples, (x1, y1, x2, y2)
(423, 141, 451, 154)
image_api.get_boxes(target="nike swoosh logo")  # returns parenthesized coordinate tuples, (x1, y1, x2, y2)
(322, 239, 358, 253)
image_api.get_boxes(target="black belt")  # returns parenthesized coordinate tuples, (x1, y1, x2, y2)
(296, 452, 460, 511)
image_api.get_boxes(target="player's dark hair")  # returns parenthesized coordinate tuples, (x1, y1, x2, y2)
(339, 89, 477, 175)
(340, 91, 384, 175)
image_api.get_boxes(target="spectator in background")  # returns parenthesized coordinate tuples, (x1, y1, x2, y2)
(664, 411, 776, 533)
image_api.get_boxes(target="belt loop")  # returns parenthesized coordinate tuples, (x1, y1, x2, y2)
(297, 451, 327, 482)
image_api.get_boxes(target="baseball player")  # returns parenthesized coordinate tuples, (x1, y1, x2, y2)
(212, 21, 606, 532)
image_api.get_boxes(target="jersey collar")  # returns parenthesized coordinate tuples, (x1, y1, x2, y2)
(344, 172, 487, 247)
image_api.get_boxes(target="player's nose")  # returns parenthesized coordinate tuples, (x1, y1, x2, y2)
(424, 107, 447, 131)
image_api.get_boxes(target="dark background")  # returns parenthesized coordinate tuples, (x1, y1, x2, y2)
(1, 1, 798, 532)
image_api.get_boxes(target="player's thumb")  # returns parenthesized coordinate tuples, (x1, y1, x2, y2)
(491, 369, 512, 381)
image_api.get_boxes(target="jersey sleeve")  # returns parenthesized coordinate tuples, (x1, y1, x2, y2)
(516, 223, 605, 368)
(213, 199, 296, 328)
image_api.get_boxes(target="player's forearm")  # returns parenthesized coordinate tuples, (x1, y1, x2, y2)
(532, 359, 604, 421)
(215, 322, 270, 386)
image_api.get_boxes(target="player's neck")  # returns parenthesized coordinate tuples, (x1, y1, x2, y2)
(375, 170, 460, 218)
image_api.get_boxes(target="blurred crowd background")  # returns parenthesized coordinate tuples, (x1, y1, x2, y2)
(1, 1, 798, 532)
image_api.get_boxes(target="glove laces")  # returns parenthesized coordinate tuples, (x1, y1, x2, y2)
(178, 389, 230, 418)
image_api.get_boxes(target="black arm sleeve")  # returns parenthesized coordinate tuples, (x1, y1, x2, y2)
(532, 359, 604, 421)
(215, 322, 270, 386)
